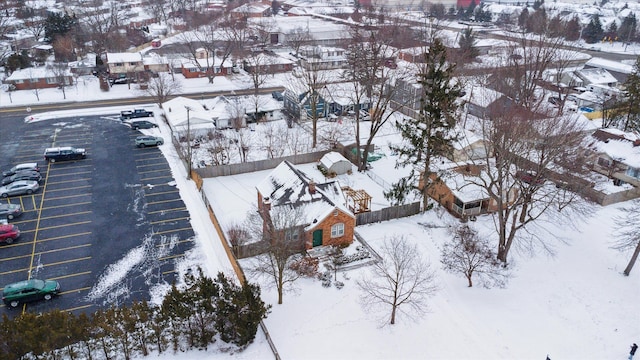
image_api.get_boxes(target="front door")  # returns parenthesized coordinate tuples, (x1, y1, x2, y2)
(312, 230, 323, 247)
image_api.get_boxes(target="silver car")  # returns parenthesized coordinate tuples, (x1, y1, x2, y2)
(0, 180, 40, 198)
(0, 203, 22, 220)
(135, 135, 164, 148)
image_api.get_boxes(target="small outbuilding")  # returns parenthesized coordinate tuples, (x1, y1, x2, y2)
(319, 151, 352, 176)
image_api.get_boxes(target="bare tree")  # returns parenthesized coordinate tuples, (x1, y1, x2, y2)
(612, 200, 640, 276)
(244, 51, 273, 115)
(357, 236, 438, 325)
(145, 73, 183, 107)
(203, 132, 231, 166)
(180, 14, 249, 84)
(246, 205, 307, 305)
(290, 57, 328, 148)
(47, 62, 72, 100)
(467, 85, 593, 263)
(441, 224, 508, 287)
(78, 4, 126, 54)
(22, 16, 47, 40)
(285, 26, 312, 56)
(343, 24, 410, 171)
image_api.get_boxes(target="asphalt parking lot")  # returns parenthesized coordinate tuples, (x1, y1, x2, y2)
(0, 114, 194, 315)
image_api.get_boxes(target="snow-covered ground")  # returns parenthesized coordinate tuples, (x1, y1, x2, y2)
(5, 28, 640, 360)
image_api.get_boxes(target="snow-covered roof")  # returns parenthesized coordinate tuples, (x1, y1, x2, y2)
(463, 86, 504, 108)
(575, 67, 618, 85)
(591, 137, 640, 168)
(256, 161, 353, 229)
(181, 57, 233, 68)
(231, 2, 270, 13)
(106, 52, 143, 63)
(586, 57, 634, 75)
(6, 66, 71, 80)
(161, 96, 216, 130)
(319, 151, 350, 169)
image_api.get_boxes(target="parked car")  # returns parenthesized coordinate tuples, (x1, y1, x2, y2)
(128, 120, 158, 130)
(2, 163, 40, 177)
(0, 180, 40, 198)
(0, 224, 20, 244)
(121, 109, 154, 120)
(2, 279, 60, 308)
(0, 203, 22, 220)
(135, 135, 164, 148)
(1, 170, 42, 186)
(44, 147, 87, 162)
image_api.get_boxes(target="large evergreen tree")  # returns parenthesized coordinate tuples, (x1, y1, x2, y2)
(565, 16, 582, 41)
(614, 56, 640, 132)
(386, 38, 461, 207)
(619, 13, 637, 43)
(44, 12, 78, 43)
(582, 14, 604, 43)
(458, 27, 479, 63)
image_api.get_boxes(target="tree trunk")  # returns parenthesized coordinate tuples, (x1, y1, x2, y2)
(390, 304, 396, 325)
(623, 241, 640, 276)
(466, 273, 473, 287)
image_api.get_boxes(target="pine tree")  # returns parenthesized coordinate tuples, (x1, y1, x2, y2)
(44, 12, 78, 43)
(458, 27, 479, 63)
(583, 14, 604, 43)
(214, 272, 270, 347)
(565, 16, 582, 41)
(618, 56, 640, 132)
(386, 38, 461, 208)
(619, 13, 637, 43)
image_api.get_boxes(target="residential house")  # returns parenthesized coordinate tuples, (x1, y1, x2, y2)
(398, 46, 428, 63)
(298, 45, 348, 70)
(161, 96, 217, 138)
(321, 82, 370, 116)
(249, 16, 352, 47)
(463, 86, 516, 120)
(69, 53, 97, 75)
(256, 161, 355, 249)
(584, 57, 633, 84)
(231, 2, 272, 19)
(180, 48, 233, 78)
(143, 53, 170, 74)
(242, 52, 295, 74)
(104, 52, 145, 82)
(283, 81, 327, 121)
(574, 67, 618, 88)
(448, 128, 491, 163)
(4, 66, 73, 90)
(587, 128, 640, 187)
(426, 164, 517, 218)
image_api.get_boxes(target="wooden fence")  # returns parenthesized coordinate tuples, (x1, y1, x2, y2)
(194, 150, 332, 177)
(355, 202, 421, 225)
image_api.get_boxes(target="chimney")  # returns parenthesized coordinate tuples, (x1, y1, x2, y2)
(634, 139, 640, 147)
(309, 181, 316, 194)
(262, 197, 271, 211)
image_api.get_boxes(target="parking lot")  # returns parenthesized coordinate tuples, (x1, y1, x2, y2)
(0, 114, 194, 315)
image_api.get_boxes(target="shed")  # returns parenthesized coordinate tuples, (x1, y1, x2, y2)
(319, 152, 352, 175)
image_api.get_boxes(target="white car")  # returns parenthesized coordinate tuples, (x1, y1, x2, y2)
(2, 163, 40, 177)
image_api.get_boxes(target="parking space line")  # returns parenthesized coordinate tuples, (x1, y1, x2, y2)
(0, 253, 32, 263)
(150, 217, 190, 225)
(41, 257, 92, 268)
(139, 169, 170, 175)
(27, 161, 51, 282)
(154, 227, 192, 235)
(146, 199, 184, 206)
(162, 269, 178, 275)
(148, 207, 187, 214)
(63, 304, 94, 313)
(144, 190, 180, 197)
(0, 244, 92, 263)
(159, 254, 184, 261)
(34, 221, 91, 231)
(43, 193, 92, 201)
(37, 232, 92, 243)
(136, 163, 169, 169)
(42, 202, 91, 210)
(39, 211, 92, 221)
(157, 239, 193, 248)
(58, 287, 92, 296)
(47, 170, 93, 177)
(141, 175, 174, 182)
(134, 157, 165, 162)
(0, 267, 30, 276)
(44, 184, 91, 192)
(48, 165, 93, 173)
(50, 271, 91, 281)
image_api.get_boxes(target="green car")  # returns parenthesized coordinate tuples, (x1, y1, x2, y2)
(2, 279, 60, 308)
(135, 135, 164, 148)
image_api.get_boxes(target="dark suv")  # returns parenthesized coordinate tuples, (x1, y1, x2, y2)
(44, 147, 87, 163)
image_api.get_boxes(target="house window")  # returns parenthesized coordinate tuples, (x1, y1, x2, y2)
(626, 167, 640, 179)
(114, 62, 124, 67)
(597, 157, 611, 168)
(285, 229, 299, 242)
(46, 78, 56, 84)
(14, 80, 24, 84)
(331, 223, 344, 238)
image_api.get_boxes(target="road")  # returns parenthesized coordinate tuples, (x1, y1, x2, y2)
(0, 85, 285, 115)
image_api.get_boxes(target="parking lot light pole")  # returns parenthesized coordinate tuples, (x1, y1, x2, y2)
(185, 106, 192, 179)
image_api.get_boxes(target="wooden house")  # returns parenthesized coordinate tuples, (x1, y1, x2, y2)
(4, 66, 73, 90)
(256, 161, 355, 249)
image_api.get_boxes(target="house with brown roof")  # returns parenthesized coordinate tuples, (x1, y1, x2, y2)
(256, 161, 355, 249)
